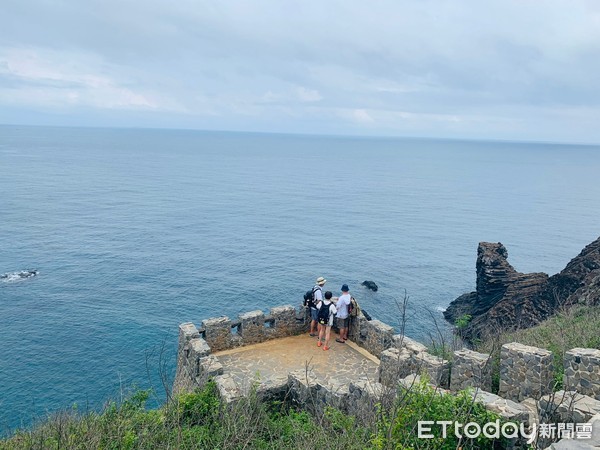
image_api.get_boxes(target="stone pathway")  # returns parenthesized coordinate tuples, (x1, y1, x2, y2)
(214, 333, 380, 394)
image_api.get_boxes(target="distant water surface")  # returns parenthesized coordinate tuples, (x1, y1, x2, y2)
(1, 125, 599, 432)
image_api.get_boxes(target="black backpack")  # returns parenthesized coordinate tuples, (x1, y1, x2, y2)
(317, 302, 332, 325)
(303, 286, 321, 309)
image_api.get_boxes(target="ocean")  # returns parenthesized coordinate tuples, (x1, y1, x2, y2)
(1, 125, 599, 432)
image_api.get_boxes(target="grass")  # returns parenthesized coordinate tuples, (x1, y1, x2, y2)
(475, 304, 600, 392)
(1, 377, 511, 449)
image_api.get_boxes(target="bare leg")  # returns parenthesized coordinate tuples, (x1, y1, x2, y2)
(324, 326, 332, 348)
(317, 324, 325, 346)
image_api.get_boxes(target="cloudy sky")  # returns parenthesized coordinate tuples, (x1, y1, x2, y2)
(1, 0, 600, 143)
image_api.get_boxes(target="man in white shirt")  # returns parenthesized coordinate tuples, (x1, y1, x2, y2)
(335, 284, 351, 343)
(309, 276, 326, 337)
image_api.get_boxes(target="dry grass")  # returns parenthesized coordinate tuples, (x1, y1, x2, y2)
(476, 304, 600, 391)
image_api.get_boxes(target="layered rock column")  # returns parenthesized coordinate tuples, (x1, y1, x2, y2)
(498, 342, 554, 402)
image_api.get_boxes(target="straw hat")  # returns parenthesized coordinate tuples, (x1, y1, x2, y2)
(316, 276, 326, 285)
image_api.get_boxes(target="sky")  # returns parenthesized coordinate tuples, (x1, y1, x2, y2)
(1, 0, 600, 143)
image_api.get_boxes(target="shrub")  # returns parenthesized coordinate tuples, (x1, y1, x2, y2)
(373, 377, 511, 449)
(476, 305, 600, 393)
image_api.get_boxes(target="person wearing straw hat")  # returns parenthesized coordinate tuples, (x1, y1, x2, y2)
(308, 276, 326, 337)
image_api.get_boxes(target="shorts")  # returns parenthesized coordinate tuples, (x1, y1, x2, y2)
(336, 317, 349, 328)
(319, 315, 334, 327)
(310, 307, 318, 321)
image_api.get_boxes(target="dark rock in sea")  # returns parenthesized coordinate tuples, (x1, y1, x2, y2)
(445, 236, 600, 340)
(1, 269, 38, 281)
(361, 280, 378, 292)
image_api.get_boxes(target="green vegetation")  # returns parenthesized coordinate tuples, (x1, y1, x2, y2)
(476, 304, 600, 392)
(455, 314, 472, 332)
(373, 377, 510, 449)
(2, 378, 510, 449)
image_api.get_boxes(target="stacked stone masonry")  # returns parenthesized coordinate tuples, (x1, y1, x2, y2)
(176, 304, 600, 450)
(538, 390, 600, 424)
(379, 338, 449, 389)
(498, 342, 555, 402)
(200, 305, 306, 352)
(545, 414, 600, 450)
(450, 349, 493, 392)
(564, 348, 600, 400)
(352, 318, 394, 358)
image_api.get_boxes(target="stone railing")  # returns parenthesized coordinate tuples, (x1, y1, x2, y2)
(200, 305, 307, 352)
(349, 316, 394, 358)
(175, 306, 600, 449)
(498, 342, 555, 402)
(563, 348, 600, 400)
(174, 304, 306, 392)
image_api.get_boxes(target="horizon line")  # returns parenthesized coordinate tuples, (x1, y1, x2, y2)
(2, 122, 599, 148)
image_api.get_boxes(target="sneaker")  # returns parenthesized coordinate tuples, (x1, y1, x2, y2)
(309, 333, 317, 337)
(323, 346, 330, 351)
(317, 341, 322, 347)
(335, 338, 345, 344)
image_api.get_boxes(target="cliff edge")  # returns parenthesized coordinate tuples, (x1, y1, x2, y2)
(444, 236, 600, 340)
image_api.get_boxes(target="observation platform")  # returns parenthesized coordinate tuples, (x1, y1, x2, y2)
(213, 333, 380, 394)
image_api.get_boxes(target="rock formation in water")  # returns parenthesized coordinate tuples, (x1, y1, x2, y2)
(444, 236, 600, 340)
(0, 270, 38, 281)
(361, 280, 379, 292)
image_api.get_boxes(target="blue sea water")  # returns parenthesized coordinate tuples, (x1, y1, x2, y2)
(1, 125, 599, 432)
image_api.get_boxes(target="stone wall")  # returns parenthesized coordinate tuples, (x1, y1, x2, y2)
(201, 304, 307, 353)
(538, 390, 600, 424)
(287, 369, 351, 417)
(175, 304, 307, 392)
(378, 337, 450, 389)
(498, 342, 555, 402)
(564, 348, 600, 400)
(450, 349, 492, 392)
(175, 304, 600, 450)
(351, 317, 394, 358)
(173, 322, 223, 393)
(379, 347, 416, 387)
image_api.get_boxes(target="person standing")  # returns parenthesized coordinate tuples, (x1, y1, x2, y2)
(308, 276, 326, 337)
(316, 291, 337, 351)
(335, 284, 352, 343)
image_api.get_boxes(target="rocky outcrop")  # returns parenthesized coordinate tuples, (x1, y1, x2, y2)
(444, 236, 600, 340)
(361, 280, 378, 292)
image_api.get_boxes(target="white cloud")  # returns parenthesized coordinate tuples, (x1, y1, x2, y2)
(295, 87, 322, 102)
(0, 47, 168, 111)
(1, 1, 600, 141)
(351, 109, 374, 124)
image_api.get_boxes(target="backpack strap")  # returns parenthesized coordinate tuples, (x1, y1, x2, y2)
(312, 286, 322, 299)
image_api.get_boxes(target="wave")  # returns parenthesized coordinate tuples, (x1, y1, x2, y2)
(1, 270, 39, 283)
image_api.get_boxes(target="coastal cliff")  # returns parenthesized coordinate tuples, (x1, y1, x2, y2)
(445, 236, 600, 340)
